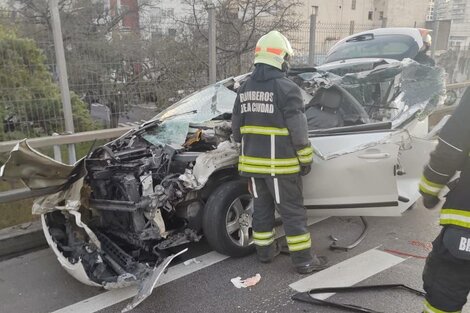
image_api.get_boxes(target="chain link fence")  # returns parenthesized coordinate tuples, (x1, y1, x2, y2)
(436, 45, 470, 84)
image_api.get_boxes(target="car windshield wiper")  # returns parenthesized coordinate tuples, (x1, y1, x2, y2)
(346, 33, 374, 42)
(162, 109, 198, 121)
(131, 110, 198, 137)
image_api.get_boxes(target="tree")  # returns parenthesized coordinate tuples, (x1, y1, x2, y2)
(0, 26, 94, 140)
(181, 0, 302, 77)
(2, 0, 303, 130)
(7, 0, 153, 128)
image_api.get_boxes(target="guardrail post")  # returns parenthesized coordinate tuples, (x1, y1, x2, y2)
(349, 21, 355, 35)
(208, 4, 217, 84)
(308, 6, 318, 66)
(52, 133, 62, 162)
(49, 0, 76, 164)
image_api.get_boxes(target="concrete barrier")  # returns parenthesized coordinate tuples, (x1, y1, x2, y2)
(0, 220, 46, 260)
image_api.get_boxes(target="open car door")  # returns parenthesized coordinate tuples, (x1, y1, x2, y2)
(303, 123, 435, 217)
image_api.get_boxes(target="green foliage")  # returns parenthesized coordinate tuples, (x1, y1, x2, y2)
(0, 26, 95, 139)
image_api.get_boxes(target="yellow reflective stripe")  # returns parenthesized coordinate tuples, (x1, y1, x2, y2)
(253, 238, 275, 246)
(419, 176, 444, 196)
(423, 300, 461, 313)
(286, 233, 311, 244)
(240, 156, 299, 166)
(441, 209, 470, 217)
(253, 230, 275, 240)
(298, 155, 313, 164)
(421, 176, 445, 188)
(297, 146, 314, 156)
(288, 239, 312, 252)
(240, 125, 289, 136)
(239, 164, 300, 174)
(419, 184, 439, 196)
(440, 209, 470, 228)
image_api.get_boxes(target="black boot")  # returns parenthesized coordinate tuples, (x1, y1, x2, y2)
(295, 255, 329, 274)
(256, 241, 281, 263)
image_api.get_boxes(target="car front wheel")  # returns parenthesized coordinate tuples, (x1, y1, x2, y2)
(202, 180, 255, 257)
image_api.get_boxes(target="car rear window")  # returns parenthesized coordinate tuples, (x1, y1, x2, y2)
(325, 34, 419, 63)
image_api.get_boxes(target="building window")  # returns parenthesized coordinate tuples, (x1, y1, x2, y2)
(379, 11, 384, 20)
(351, 0, 356, 10)
(368, 11, 373, 20)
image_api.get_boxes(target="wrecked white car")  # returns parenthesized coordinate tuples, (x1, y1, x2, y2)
(1, 59, 445, 309)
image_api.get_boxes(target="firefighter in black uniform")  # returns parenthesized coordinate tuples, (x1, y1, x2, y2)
(231, 31, 328, 274)
(420, 88, 470, 313)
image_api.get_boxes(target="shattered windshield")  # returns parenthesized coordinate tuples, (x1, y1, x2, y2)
(153, 78, 236, 122)
(142, 80, 237, 146)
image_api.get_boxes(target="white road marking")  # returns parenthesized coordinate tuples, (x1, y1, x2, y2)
(289, 248, 406, 300)
(51, 251, 229, 313)
(51, 217, 327, 313)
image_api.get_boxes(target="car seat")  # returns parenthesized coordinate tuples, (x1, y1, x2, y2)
(306, 88, 344, 130)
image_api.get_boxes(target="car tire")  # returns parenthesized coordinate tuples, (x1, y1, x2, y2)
(202, 180, 255, 257)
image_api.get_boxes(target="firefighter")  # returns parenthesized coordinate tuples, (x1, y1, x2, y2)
(419, 88, 470, 313)
(415, 33, 436, 66)
(231, 30, 328, 274)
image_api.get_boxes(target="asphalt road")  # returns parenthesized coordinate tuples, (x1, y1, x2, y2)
(2, 203, 469, 313)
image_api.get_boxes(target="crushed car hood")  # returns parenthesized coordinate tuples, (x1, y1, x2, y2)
(1, 140, 78, 189)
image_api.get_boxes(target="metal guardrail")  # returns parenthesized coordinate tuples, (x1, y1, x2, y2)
(447, 81, 470, 90)
(0, 81, 469, 205)
(0, 126, 133, 153)
(0, 126, 133, 204)
(0, 187, 62, 204)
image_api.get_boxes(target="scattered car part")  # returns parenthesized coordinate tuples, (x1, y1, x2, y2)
(330, 217, 369, 251)
(292, 283, 425, 313)
(122, 248, 188, 312)
(230, 273, 261, 289)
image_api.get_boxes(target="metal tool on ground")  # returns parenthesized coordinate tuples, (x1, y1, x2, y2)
(292, 283, 425, 313)
(330, 217, 369, 251)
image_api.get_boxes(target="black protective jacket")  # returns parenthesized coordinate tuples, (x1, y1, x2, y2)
(231, 64, 313, 177)
(420, 88, 470, 228)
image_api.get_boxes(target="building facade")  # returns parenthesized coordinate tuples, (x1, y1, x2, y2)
(139, 0, 189, 39)
(434, 0, 470, 47)
(295, 0, 429, 28)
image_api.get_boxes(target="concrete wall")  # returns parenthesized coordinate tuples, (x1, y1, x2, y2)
(384, 0, 429, 27)
(296, 0, 428, 27)
(296, 0, 376, 26)
(435, 0, 470, 47)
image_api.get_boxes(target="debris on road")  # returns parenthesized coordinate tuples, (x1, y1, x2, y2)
(292, 283, 425, 313)
(122, 248, 188, 312)
(409, 240, 433, 251)
(231, 273, 261, 288)
(183, 258, 201, 266)
(383, 249, 428, 259)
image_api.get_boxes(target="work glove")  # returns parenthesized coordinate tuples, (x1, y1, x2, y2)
(422, 194, 440, 210)
(300, 165, 311, 176)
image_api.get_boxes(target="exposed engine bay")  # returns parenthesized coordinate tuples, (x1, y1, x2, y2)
(44, 119, 235, 287)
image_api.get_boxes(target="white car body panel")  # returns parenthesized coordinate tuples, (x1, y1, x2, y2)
(41, 214, 101, 287)
(303, 123, 436, 217)
(328, 28, 425, 57)
(304, 131, 399, 215)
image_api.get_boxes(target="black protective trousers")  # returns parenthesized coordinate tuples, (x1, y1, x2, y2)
(423, 227, 470, 313)
(251, 175, 314, 266)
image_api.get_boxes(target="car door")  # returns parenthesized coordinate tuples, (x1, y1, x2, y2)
(302, 126, 434, 217)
